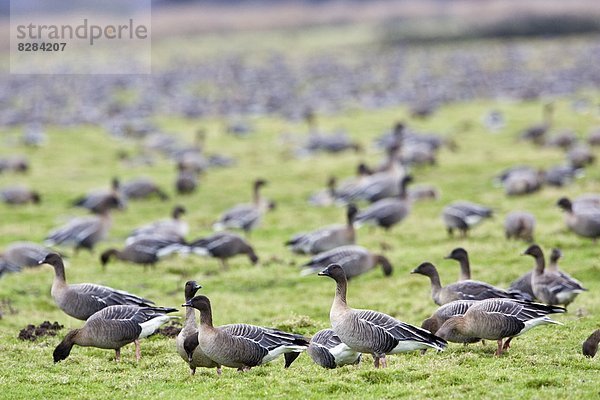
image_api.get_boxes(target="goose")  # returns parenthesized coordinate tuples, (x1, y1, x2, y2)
(587, 129, 600, 146)
(121, 177, 169, 201)
(567, 144, 595, 169)
(523, 245, 587, 306)
(0, 155, 29, 173)
(354, 176, 412, 230)
(72, 178, 126, 213)
(213, 179, 274, 233)
(0, 241, 50, 276)
(408, 184, 439, 202)
(175, 166, 199, 195)
(318, 264, 446, 368)
(333, 163, 373, 204)
(53, 305, 178, 363)
(544, 164, 579, 187)
(0, 186, 41, 205)
(442, 201, 493, 237)
(176, 281, 221, 374)
(545, 129, 577, 149)
(583, 329, 600, 358)
(508, 272, 535, 303)
(557, 197, 600, 241)
(40, 253, 155, 320)
(100, 236, 187, 269)
(420, 300, 479, 341)
(286, 204, 357, 254)
(411, 262, 522, 306)
(435, 298, 564, 356)
(182, 295, 308, 372)
(301, 245, 392, 279)
(521, 103, 553, 145)
(308, 177, 337, 207)
(188, 232, 258, 269)
(45, 195, 120, 252)
(502, 168, 544, 196)
(547, 248, 587, 293)
(127, 205, 188, 243)
(307, 328, 361, 369)
(504, 211, 536, 242)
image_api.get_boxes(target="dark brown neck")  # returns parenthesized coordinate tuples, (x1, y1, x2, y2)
(457, 257, 471, 280)
(199, 305, 213, 328)
(52, 260, 67, 282)
(334, 276, 348, 305)
(533, 254, 545, 274)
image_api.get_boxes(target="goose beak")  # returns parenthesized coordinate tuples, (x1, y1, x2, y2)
(410, 269, 418, 274)
(317, 269, 329, 277)
(182, 300, 192, 307)
(443, 255, 451, 260)
(194, 284, 202, 290)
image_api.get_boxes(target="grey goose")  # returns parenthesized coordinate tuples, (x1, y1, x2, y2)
(188, 232, 258, 269)
(182, 295, 308, 372)
(319, 264, 446, 368)
(307, 328, 361, 369)
(177, 281, 220, 374)
(411, 262, 522, 306)
(121, 177, 169, 201)
(127, 205, 188, 244)
(213, 179, 274, 233)
(567, 144, 595, 169)
(286, 204, 357, 255)
(175, 166, 199, 195)
(442, 201, 493, 237)
(435, 298, 564, 356)
(100, 235, 187, 269)
(557, 197, 600, 241)
(333, 163, 373, 204)
(520, 103, 553, 145)
(421, 300, 479, 342)
(523, 245, 587, 307)
(72, 178, 126, 214)
(301, 245, 392, 279)
(354, 176, 412, 230)
(504, 211, 536, 242)
(308, 177, 337, 207)
(0, 241, 50, 276)
(40, 253, 155, 320)
(53, 305, 177, 363)
(0, 185, 41, 205)
(583, 329, 600, 358)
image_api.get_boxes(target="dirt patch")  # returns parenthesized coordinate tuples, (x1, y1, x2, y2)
(18, 321, 63, 341)
(156, 321, 182, 338)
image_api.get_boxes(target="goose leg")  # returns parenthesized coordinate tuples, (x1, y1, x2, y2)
(373, 356, 380, 368)
(495, 340, 504, 356)
(503, 337, 513, 351)
(217, 367, 222, 376)
(115, 348, 121, 362)
(135, 339, 141, 361)
(380, 356, 388, 368)
(220, 259, 229, 270)
(447, 228, 453, 237)
(190, 367, 196, 376)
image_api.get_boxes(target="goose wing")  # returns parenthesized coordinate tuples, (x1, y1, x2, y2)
(218, 204, 259, 229)
(446, 280, 519, 301)
(355, 199, 407, 223)
(46, 216, 101, 245)
(302, 245, 367, 274)
(71, 283, 154, 308)
(435, 300, 478, 320)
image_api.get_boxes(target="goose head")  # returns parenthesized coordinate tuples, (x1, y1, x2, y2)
(556, 197, 572, 212)
(444, 248, 468, 262)
(318, 263, 346, 282)
(184, 280, 202, 301)
(522, 244, 543, 259)
(411, 262, 437, 277)
(172, 205, 186, 219)
(182, 295, 211, 312)
(254, 179, 268, 190)
(99, 249, 118, 267)
(39, 253, 62, 268)
(346, 204, 358, 224)
(53, 329, 78, 363)
(550, 248, 562, 264)
(31, 191, 42, 204)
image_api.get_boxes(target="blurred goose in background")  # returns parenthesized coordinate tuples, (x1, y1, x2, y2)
(175, 164, 199, 195)
(442, 201, 493, 237)
(411, 262, 523, 306)
(213, 179, 274, 234)
(408, 184, 439, 202)
(520, 103, 553, 145)
(177, 281, 220, 375)
(286, 204, 357, 255)
(183, 295, 309, 372)
(500, 167, 544, 196)
(319, 264, 446, 368)
(301, 245, 392, 279)
(121, 177, 169, 201)
(188, 232, 258, 269)
(583, 329, 600, 358)
(127, 205, 188, 243)
(435, 298, 564, 356)
(45, 195, 120, 252)
(504, 211, 536, 242)
(544, 164, 580, 187)
(100, 236, 187, 269)
(307, 328, 361, 369)
(53, 305, 178, 363)
(0, 185, 41, 205)
(72, 178, 125, 213)
(304, 129, 361, 154)
(0, 241, 50, 276)
(333, 163, 373, 203)
(354, 176, 412, 230)
(308, 177, 337, 207)
(523, 245, 587, 307)
(483, 109, 505, 132)
(587, 128, 600, 146)
(567, 144, 595, 169)
(21, 123, 47, 147)
(545, 129, 577, 149)
(557, 197, 600, 241)
(40, 253, 155, 320)
(0, 155, 29, 174)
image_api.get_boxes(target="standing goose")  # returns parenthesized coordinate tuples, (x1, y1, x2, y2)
(504, 211, 536, 242)
(213, 179, 274, 234)
(176, 281, 221, 375)
(188, 232, 258, 269)
(444, 248, 472, 281)
(121, 177, 169, 201)
(354, 176, 412, 230)
(45, 195, 120, 252)
(435, 298, 564, 356)
(301, 245, 393, 279)
(0, 241, 50, 276)
(53, 305, 178, 363)
(307, 328, 361, 369)
(583, 329, 600, 358)
(286, 204, 357, 255)
(557, 197, 600, 241)
(523, 245, 587, 307)
(411, 262, 522, 306)
(100, 235, 187, 269)
(0, 185, 41, 205)
(442, 201, 493, 237)
(182, 295, 308, 372)
(308, 177, 337, 207)
(72, 178, 125, 213)
(40, 253, 155, 320)
(319, 264, 446, 368)
(127, 205, 188, 243)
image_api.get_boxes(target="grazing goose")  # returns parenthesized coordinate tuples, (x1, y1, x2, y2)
(175, 166, 199, 195)
(177, 281, 220, 374)
(557, 197, 600, 241)
(504, 211, 536, 242)
(0, 186, 41, 205)
(502, 168, 544, 196)
(567, 144, 595, 169)
(182, 295, 308, 372)
(545, 129, 577, 149)
(435, 298, 564, 356)
(521, 103, 553, 145)
(286, 204, 357, 255)
(544, 164, 579, 187)
(40, 253, 155, 320)
(121, 177, 169, 201)
(54, 305, 178, 363)
(100, 236, 187, 269)
(307, 328, 361, 369)
(583, 329, 600, 358)
(188, 232, 258, 269)
(0, 241, 50, 276)
(127, 205, 188, 243)
(319, 264, 446, 368)
(213, 179, 274, 233)
(72, 178, 125, 213)
(308, 177, 337, 207)
(301, 245, 392, 279)
(354, 176, 412, 230)
(408, 184, 439, 202)
(523, 245, 587, 307)
(411, 262, 522, 306)
(45, 195, 120, 252)
(442, 201, 493, 237)
(421, 300, 478, 342)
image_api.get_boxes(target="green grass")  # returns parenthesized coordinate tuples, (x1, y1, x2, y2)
(1, 94, 600, 399)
